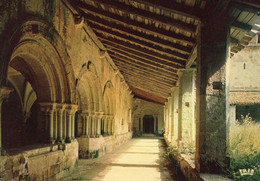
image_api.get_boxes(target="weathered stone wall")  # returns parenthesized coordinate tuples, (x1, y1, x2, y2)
(77, 132, 132, 159)
(0, 141, 78, 180)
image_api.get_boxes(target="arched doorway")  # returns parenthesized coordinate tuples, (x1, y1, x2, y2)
(143, 115, 154, 133)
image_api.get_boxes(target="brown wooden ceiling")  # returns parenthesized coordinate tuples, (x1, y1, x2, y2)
(68, 0, 260, 105)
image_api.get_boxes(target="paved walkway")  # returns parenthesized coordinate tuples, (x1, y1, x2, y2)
(63, 138, 186, 181)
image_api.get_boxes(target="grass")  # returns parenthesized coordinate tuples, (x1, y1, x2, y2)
(229, 114, 260, 180)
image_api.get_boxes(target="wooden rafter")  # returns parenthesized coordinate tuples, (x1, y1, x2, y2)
(85, 14, 192, 54)
(120, 69, 175, 88)
(76, 1, 196, 45)
(113, 59, 177, 82)
(102, 41, 183, 69)
(90, 22, 189, 60)
(131, 0, 204, 19)
(110, 54, 178, 79)
(232, 21, 252, 32)
(87, 0, 197, 33)
(95, 32, 187, 66)
(107, 48, 178, 73)
(125, 79, 171, 98)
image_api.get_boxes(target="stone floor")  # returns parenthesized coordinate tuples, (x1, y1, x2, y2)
(63, 138, 186, 181)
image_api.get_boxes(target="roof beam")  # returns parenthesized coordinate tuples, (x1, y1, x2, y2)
(129, 85, 167, 104)
(75, 1, 196, 45)
(107, 48, 178, 73)
(120, 69, 175, 88)
(232, 21, 252, 32)
(85, 15, 191, 54)
(111, 54, 178, 79)
(96, 33, 187, 65)
(90, 22, 189, 60)
(90, 0, 197, 33)
(102, 40, 184, 69)
(125, 79, 171, 98)
(132, 0, 204, 20)
(114, 59, 176, 82)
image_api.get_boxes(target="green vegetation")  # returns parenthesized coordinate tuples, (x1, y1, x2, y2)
(229, 115, 260, 180)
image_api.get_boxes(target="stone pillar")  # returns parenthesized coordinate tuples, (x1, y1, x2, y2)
(63, 110, 67, 140)
(153, 115, 156, 134)
(104, 115, 108, 135)
(90, 114, 95, 137)
(178, 69, 196, 150)
(195, 17, 230, 173)
(111, 116, 115, 135)
(95, 112, 104, 137)
(0, 87, 12, 155)
(56, 104, 65, 143)
(141, 115, 143, 133)
(65, 104, 78, 142)
(40, 103, 57, 144)
(173, 87, 179, 147)
(168, 97, 173, 141)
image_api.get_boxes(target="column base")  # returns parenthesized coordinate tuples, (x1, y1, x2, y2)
(65, 137, 72, 143)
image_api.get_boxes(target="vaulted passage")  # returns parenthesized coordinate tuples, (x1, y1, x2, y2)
(64, 138, 185, 181)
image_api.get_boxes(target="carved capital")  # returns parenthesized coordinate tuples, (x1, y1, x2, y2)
(0, 86, 13, 103)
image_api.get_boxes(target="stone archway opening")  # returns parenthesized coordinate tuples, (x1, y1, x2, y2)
(143, 115, 154, 134)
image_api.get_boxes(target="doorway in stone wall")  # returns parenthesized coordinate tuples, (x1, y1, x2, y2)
(143, 115, 154, 133)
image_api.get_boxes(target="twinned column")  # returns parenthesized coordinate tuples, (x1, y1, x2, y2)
(65, 104, 78, 142)
(80, 111, 90, 137)
(95, 112, 104, 137)
(56, 104, 66, 143)
(40, 103, 57, 144)
(0, 87, 13, 155)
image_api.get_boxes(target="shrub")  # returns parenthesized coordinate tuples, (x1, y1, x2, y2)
(229, 114, 260, 180)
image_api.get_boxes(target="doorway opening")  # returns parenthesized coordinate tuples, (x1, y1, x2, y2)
(143, 115, 154, 133)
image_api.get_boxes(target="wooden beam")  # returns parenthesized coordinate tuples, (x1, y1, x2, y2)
(90, 23, 189, 60)
(230, 37, 239, 44)
(120, 69, 175, 88)
(232, 21, 252, 32)
(107, 48, 178, 73)
(89, 0, 197, 33)
(132, 0, 203, 20)
(125, 78, 171, 97)
(75, 1, 196, 45)
(102, 39, 184, 69)
(186, 45, 197, 68)
(125, 78, 171, 96)
(114, 59, 176, 82)
(110, 54, 178, 79)
(129, 85, 167, 104)
(96, 32, 187, 65)
(85, 14, 191, 54)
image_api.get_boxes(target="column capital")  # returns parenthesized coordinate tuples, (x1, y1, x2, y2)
(39, 102, 57, 113)
(95, 112, 104, 118)
(56, 103, 66, 112)
(65, 104, 78, 114)
(0, 86, 13, 102)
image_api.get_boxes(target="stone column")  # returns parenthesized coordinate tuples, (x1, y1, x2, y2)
(40, 103, 57, 144)
(111, 116, 115, 135)
(86, 115, 90, 137)
(63, 110, 67, 140)
(195, 17, 230, 173)
(141, 115, 144, 133)
(103, 115, 108, 135)
(56, 104, 65, 143)
(95, 112, 104, 137)
(178, 69, 196, 150)
(54, 110, 58, 141)
(65, 104, 78, 142)
(153, 115, 156, 134)
(0, 87, 13, 155)
(173, 87, 179, 147)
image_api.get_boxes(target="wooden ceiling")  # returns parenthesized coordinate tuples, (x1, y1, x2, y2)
(68, 0, 260, 105)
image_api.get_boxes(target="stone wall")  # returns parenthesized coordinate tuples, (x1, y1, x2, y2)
(77, 132, 132, 159)
(0, 141, 78, 180)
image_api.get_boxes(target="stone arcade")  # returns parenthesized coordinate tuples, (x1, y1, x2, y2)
(0, 0, 259, 180)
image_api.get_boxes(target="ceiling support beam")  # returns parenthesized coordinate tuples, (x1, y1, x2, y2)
(76, 1, 196, 45)
(232, 21, 252, 32)
(85, 14, 192, 54)
(107, 48, 178, 74)
(111, 54, 178, 79)
(120, 69, 175, 88)
(97, 34, 186, 66)
(102, 41, 183, 69)
(114, 59, 176, 82)
(90, 23, 189, 61)
(90, 0, 197, 33)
